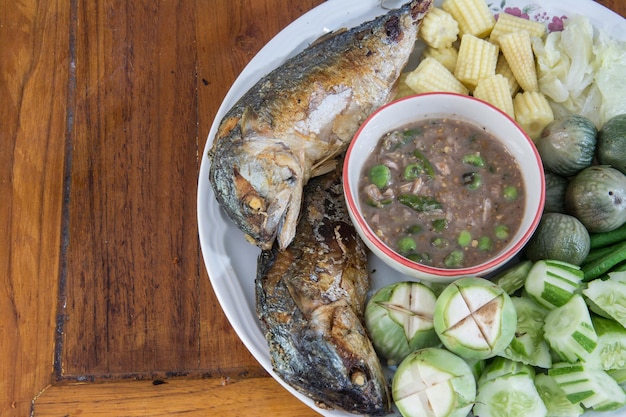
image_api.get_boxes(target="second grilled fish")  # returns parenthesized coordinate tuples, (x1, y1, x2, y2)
(255, 165, 391, 415)
(209, 0, 433, 250)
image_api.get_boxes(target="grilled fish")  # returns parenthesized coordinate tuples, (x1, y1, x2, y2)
(256, 165, 390, 415)
(209, 0, 432, 250)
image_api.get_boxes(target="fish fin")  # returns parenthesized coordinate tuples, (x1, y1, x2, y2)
(310, 158, 338, 178)
(277, 176, 304, 251)
(310, 28, 348, 48)
(241, 106, 271, 136)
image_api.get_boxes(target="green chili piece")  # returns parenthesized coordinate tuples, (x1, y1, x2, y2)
(431, 237, 449, 248)
(478, 236, 493, 251)
(462, 172, 482, 189)
(399, 194, 442, 212)
(444, 250, 464, 268)
(403, 163, 423, 180)
(398, 236, 417, 254)
(403, 128, 423, 139)
(407, 224, 423, 234)
(432, 219, 448, 233)
(458, 230, 472, 247)
(369, 164, 391, 189)
(407, 252, 432, 264)
(462, 153, 485, 167)
(503, 185, 518, 201)
(494, 224, 510, 240)
(413, 150, 435, 178)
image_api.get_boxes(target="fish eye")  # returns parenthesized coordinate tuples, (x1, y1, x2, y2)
(244, 195, 264, 212)
(350, 369, 368, 387)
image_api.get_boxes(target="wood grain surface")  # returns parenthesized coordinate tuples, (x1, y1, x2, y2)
(1, 0, 624, 416)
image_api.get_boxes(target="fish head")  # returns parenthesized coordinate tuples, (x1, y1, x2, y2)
(209, 126, 304, 250)
(289, 302, 391, 415)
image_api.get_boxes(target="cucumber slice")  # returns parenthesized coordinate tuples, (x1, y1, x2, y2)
(534, 373, 583, 417)
(499, 296, 552, 368)
(478, 357, 535, 385)
(524, 260, 583, 310)
(582, 271, 626, 328)
(549, 362, 626, 411)
(392, 348, 476, 417)
(587, 315, 626, 370)
(473, 372, 547, 417)
(434, 277, 517, 360)
(365, 282, 439, 364)
(543, 294, 598, 363)
(464, 358, 486, 382)
(608, 368, 626, 390)
(491, 260, 533, 295)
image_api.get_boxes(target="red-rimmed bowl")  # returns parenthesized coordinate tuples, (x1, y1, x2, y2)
(343, 93, 545, 283)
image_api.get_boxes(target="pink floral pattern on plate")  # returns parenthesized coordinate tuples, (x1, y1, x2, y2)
(488, 1, 569, 31)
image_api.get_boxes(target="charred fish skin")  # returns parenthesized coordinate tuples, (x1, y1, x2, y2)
(255, 166, 391, 416)
(209, 0, 433, 251)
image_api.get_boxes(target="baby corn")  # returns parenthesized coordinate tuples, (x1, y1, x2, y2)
(513, 91, 554, 140)
(442, 0, 495, 38)
(474, 74, 515, 118)
(490, 13, 546, 46)
(419, 7, 460, 48)
(499, 30, 539, 92)
(496, 54, 520, 96)
(405, 57, 469, 95)
(455, 34, 499, 90)
(422, 45, 458, 73)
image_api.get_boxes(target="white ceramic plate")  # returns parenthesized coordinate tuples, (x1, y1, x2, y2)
(197, 1, 626, 416)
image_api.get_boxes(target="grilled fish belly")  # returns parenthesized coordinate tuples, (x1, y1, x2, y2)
(255, 166, 390, 415)
(209, 0, 432, 251)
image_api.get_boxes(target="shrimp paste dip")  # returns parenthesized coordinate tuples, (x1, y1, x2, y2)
(358, 117, 525, 269)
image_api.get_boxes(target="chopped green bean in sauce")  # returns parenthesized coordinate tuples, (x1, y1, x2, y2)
(359, 117, 525, 269)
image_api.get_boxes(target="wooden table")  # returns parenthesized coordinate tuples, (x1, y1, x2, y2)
(1, 0, 624, 416)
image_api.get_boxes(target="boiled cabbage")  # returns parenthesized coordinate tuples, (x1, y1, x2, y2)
(533, 15, 626, 128)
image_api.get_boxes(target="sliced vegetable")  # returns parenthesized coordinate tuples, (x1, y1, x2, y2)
(499, 296, 552, 369)
(587, 315, 626, 371)
(549, 361, 626, 411)
(392, 348, 476, 417)
(608, 368, 626, 390)
(543, 294, 598, 363)
(524, 259, 583, 310)
(490, 260, 532, 295)
(364, 282, 439, 365)
(473, 371, 547, 417)
(582, 271, 626, 327)
(534, 373, 584, 417)
(565, 165, 626, 233)
(433, 277, 516, 360)
(477, 356, 535, 385)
